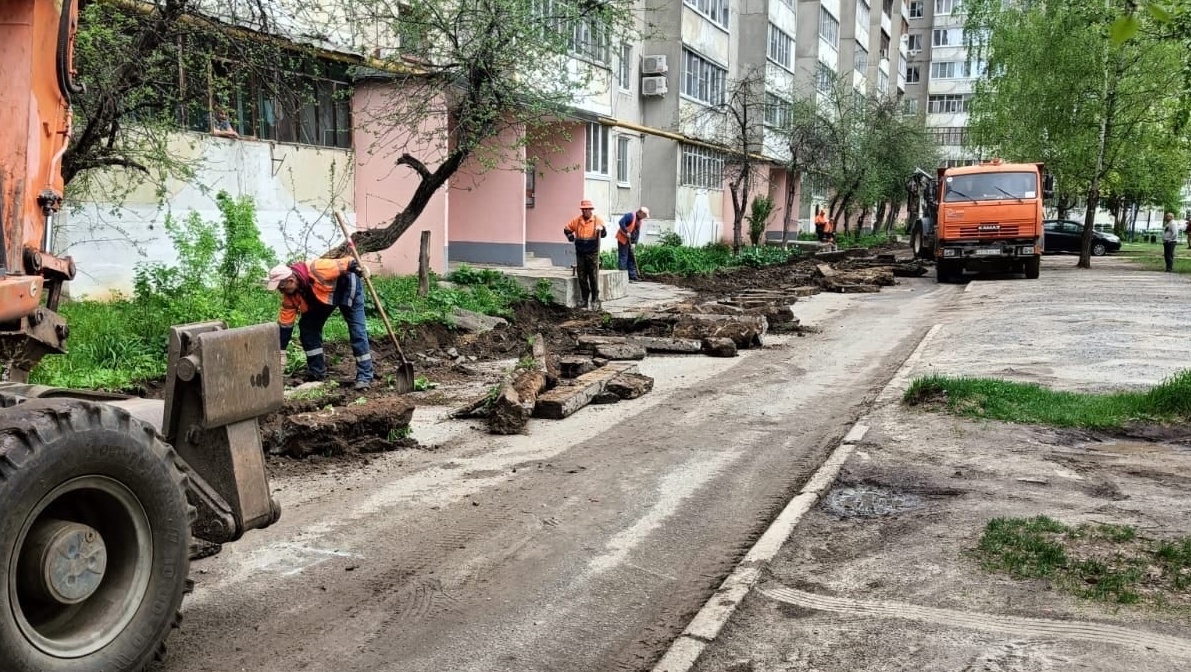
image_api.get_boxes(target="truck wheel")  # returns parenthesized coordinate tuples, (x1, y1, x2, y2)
(0, 400, 192, 672)
(910, 221, 925, 259)
(1025, 257, 1041, 279)
(936, 260, 952, 283)
(1091, 242, 1107, 257)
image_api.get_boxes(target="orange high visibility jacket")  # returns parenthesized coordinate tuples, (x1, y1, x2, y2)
(277, 258, 353, 328)
(814, 211, 828, 229)
(564, 214, 606, 254)
(616, 212, 639, 245)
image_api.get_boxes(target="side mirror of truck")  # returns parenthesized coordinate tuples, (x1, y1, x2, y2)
(1043, 173, 1055, 199)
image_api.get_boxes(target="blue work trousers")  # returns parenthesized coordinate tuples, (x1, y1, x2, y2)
(298, 276, 374, 382)
(617, 242, 639, 280)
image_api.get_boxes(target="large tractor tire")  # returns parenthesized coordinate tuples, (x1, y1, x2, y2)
(0, 400, 192, 672)
(910, 221, 926, 259)
(936, 259, 954, 283)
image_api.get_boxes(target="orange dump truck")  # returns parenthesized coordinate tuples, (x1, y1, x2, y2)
(909, 159, 1054, 282)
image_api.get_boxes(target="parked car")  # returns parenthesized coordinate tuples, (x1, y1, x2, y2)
(1042, 219, 1122, 256)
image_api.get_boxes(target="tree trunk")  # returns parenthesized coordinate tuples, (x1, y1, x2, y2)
(1080, 53, 1119, 269)
(781, 170, 802, 245)
(488, 334, 550, 435)
(874, 201, 888, 234)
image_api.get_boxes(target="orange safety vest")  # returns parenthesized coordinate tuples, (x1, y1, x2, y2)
(277, 258, 352, 328)
(814, 212, 828, 229)
(616, 213, 639, 245)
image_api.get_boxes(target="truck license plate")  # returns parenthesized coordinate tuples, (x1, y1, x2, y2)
(974, 248, 1002, 256)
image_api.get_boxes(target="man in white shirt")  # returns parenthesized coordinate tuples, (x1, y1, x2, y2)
(1162, 212, 1178, 272)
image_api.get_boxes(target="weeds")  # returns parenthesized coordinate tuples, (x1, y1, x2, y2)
(903, 369, 1191, 429)
(974, 516, 1191, 607)
(32, 201, 528, 391)
(413, 376, 438, 391)
(533, 278, 555, 304)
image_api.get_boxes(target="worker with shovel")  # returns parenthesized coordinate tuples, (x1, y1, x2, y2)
(617, 206, 647, 282)
(564, 199, 608, 310)
(267, 258, 374, 391)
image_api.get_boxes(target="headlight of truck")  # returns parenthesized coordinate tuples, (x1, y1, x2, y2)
(943, 248, 960, 257)
(1018, 246, 1035, 255)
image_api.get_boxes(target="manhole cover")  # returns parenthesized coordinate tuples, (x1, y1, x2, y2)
(823, 484, 922, 518)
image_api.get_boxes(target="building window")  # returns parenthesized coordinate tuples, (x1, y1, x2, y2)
(902, 98, 919, 115)
(931, 61, 957, 78)
(534, 0, 611, 64)
(683, 0, 730, 29)
(932, 28, 962, 46)
(768, 23, 794, 70)
(934, 0, 962, 15)
(906, 65, 921, 83)
(855, 43, 869, 73)
(765, 93, 791, 127)
(586, 123, 609, 175)
(815, 61, 835, 94)
(818, 7, 840, 49)
(907, 33, 922, 52)
(857, 0, 870, 27)
(616, 135, 631, 184)
(680, 144, 724, 189)
(877, 70, 889, 94)
(932, 127, 967, 145)
(909, 0, 924, 18)
(182, 56, 353, 149)
(927, 94, 970, 113)
(682, 48, 727, 106)
(618, 43, 632, 90)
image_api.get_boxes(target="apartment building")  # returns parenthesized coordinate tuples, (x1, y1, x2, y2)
(62, 0, 915, 297)
(904, 0, 983, 166)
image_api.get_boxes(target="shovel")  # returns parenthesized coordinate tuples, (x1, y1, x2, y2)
(333, 211, 415, 393)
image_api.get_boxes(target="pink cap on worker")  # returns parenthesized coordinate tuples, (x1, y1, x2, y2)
(265, 264, 293, 290)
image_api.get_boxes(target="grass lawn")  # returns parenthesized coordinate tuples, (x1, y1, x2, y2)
(976, 516, 1191, 607)
(1118, 240, 1191, 274)
(903, 370, 1191, 429)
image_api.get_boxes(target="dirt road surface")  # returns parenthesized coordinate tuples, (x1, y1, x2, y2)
(693, 256, 1191, 671)
(159, 276, 949, 672)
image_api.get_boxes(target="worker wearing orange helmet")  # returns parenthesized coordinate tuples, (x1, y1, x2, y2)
(564, 199, 607, 310)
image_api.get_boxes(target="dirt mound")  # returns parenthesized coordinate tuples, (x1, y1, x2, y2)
(261, 395, 417, 458)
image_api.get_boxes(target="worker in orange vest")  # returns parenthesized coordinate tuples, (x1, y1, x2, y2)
(267, 257, 374, 390)
(564, 199, 607, 310)
(814, 206, 829, 242)
(616, 206, 648, 282)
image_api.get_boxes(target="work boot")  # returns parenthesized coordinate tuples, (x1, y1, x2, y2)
(353, 380, 371, 392)
(591, 299, 602, 312)
(580, 297, 590, 311)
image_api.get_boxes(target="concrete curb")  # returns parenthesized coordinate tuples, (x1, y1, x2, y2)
(650, 324, 941, 672)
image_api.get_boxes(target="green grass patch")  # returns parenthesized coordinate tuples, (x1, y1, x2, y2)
(1119, 240, 1191, 274)
(33, 270, 527, 391)
(975, 516, 1191, 607)
(903, 370, 1191, 429)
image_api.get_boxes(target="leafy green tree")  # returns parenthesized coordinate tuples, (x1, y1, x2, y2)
(966, 0, 1188, 267)
(772, 92, 835, 244)
(329, 0, 638, 254)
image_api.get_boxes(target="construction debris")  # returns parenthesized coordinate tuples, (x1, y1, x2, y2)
(701, 338, 738, 357)
(488, 334, 551, 435)
(534, 362, 641, 419)
(606, 372, 654, 399)
(592, 342, 647, 361)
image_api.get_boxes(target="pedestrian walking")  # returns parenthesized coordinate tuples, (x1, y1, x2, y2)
(617, 206, 648, 282)
(1183, 213, 1191, 250)
(267, 257, 374, 390)
(1162, 211, 1179, 272)
(564, 199, 607, 310)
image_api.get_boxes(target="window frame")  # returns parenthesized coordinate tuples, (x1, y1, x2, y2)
(586, 122, 610, 176)
(616, 135, 631, 185)
(618, 42, 633, 90)
(683, 0, 730, 30)
(818, 7, 840, 50)
(681, 47, 728, 106)
(767, 23, 795, 70)
(679, 144, 725, 190)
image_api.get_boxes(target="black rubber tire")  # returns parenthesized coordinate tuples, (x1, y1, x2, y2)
(910, 221, 925, 259)
(936, 260, 952, 283)
(0, 400, 191, 672)
(1025, 257, 1041, 279)
(1091, 242, 1107, 257)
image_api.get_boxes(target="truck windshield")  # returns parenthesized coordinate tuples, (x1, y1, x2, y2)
(942, 171, 1037, 202)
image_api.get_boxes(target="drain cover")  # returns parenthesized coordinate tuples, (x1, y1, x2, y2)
(823, 484, 922, 518)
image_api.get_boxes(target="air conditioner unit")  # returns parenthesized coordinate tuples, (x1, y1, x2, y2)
(641, 55, 668, 75)
(641, 76, 668, 96)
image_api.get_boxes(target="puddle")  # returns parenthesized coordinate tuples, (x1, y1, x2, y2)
(1085, 441, 1175, 455)
(823, 484, 923, 518)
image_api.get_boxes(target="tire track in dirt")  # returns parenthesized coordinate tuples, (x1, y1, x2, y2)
(759, 585, 1191, 658)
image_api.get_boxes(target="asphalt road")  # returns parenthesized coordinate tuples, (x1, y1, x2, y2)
(160, 275, 951, 672)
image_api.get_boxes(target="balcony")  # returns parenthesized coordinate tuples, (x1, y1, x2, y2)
(881, 11, 892, 34)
